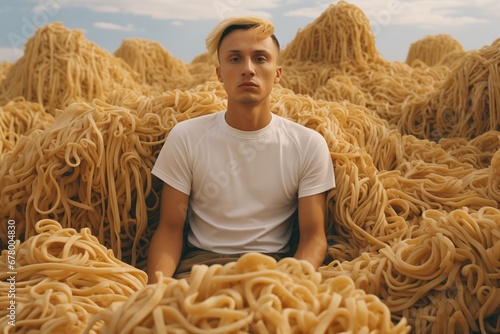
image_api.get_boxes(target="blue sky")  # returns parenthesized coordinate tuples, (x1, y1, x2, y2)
(0, 0, 499, 64)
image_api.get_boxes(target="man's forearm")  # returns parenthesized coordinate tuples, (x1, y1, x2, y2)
(146, 229, 183, 284)
(147, 183, 189, 284)
(295, 192, 329, 269)
(146, 251, 179, 284)
(294, 236, 327, 269)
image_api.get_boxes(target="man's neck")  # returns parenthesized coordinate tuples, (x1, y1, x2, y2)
(225, 103, 272, 131)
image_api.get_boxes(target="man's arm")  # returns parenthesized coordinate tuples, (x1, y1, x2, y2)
(146, 183, 189, 284)
(294, 192, 328, 269)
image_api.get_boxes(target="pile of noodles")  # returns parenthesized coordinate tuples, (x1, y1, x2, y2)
(0, 98, 54, 154)
(405, 34, 465, 67)
(114, 38, 193, 91)
(399, 40, 500, 140)
(188, 51, 219, 87)
(280, 1, 381, 67)
(0, 219, 147, 333)
(0, 1, 499, 333)
(0, 61, 12, 82)
(86, 253, 410, 334)
(0, 88, 225, 267)
(278, 1, 451, 128)
(0, 22, 145, 115)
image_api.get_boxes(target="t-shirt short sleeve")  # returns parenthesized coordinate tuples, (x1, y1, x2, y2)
(298, 130, 335, 198)
(151, 124, 192, 195)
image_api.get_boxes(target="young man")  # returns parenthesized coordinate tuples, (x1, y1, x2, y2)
(147, 17, 335, 283)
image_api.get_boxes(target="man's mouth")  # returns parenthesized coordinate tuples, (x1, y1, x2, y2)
(239, 81, 258, 87)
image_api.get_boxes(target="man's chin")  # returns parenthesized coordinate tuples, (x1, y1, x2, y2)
(236, 97, 261, 105)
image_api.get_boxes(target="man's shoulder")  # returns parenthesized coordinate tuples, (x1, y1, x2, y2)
(171, 111, 221, 134)
(177, 111, 220, 126)
(274, 114, 324, 140)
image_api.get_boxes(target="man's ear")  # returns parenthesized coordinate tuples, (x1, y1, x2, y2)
(274, 65, 283, 83)
(216, 66, 223, 83)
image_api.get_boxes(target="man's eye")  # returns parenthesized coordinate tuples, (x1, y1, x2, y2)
(256, 56, 267, 62)
(229, 57, 239, 62)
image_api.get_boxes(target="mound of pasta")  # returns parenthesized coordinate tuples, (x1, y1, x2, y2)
(0, 98, 54, 154)
(0, 219, 147, 333)
(405, 34, 464, 67)
(86, 253, 409, 333)
(0, 1, 499, 333)
(0, 22, 145, 116)
(114, 38, 194, 91)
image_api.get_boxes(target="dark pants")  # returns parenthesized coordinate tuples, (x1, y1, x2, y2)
(173, 246, 291, 280)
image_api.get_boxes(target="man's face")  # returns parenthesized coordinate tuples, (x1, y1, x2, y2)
(216, 29, 282, 107)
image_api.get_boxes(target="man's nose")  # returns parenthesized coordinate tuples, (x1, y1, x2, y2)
(242, 58, 256, 76)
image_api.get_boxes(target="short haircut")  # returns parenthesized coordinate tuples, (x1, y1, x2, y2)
(205, 17, 280, 57)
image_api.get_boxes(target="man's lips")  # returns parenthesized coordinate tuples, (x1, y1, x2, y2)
(239, 81, 258, 87)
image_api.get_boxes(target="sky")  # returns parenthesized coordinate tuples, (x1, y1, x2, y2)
(0, 0, 499, 64)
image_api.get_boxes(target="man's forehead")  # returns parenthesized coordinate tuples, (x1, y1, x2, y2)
(219, 30, 275, 50)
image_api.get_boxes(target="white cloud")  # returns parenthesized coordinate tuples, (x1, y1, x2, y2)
(468, 0, 500, 14)
(0, 47, 23, 63)
(33, 2, 62, 15)
(93, 22, 135, 32)
(58, 0, 282, 20)
(389, 1, 489, 27)
(285, 4, 328, 18)
(283, 0, 490, 27)
(87, 5, 121, 13)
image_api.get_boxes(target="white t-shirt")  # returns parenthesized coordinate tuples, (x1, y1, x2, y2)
(152, 111, 335, 254)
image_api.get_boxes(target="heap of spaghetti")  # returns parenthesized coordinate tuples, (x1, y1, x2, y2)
(405, 34, 464, 67)
(0, 98, 54, 154)
(278, 1, 450, 128)
(0, 22, 144, 115)
(85, 253, 410, 334)
(399, 40, 500, 140)
(114, 38, 193, 92)
(0, 219, 147, 333)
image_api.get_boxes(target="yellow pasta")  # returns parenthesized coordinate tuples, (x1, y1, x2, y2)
(0, 22, 146, 115)
(0, 61, 12, 83)
(114, 38, 193, 91)
(85, 253, 409, 333)
(0, 98, 54, 154)
(0, 219, 147, 333)
(321, 207, 500, 333)
(399, 41, 500, 140)
(277, 2, 451, 133)
(405, 34, 464, 67)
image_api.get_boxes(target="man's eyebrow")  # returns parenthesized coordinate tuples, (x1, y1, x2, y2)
(254, 49, 272, 54)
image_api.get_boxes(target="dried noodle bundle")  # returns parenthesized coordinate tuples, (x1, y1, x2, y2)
(85, 253, 410, 334)
(0, 22, 144, 115)
(405, 34, 464, 67)
(0, 98, 54, 154)
(399, 41, 500, 140)
(0, 61, 12, 83)
(0, 97, 167, 267)
(281, 1, 381, 67)
(278, 3, 450, 128)
(321, 207, 500, 333)
(114, 38, 193, 91)
(0, 219, 147, 333)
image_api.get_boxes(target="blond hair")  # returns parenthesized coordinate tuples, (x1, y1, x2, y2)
(205, 16, 278, 56)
